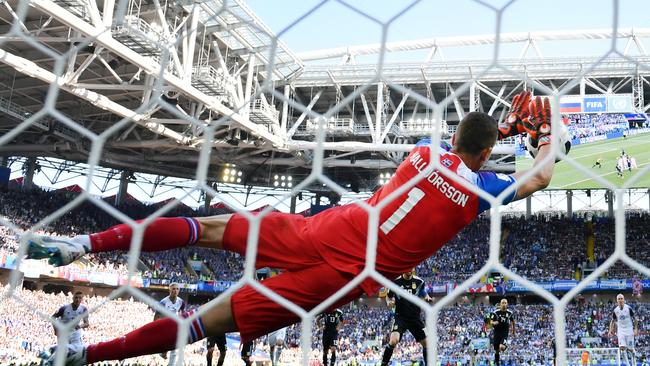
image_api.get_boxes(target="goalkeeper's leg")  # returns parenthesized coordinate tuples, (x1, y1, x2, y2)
(73, 305, 235, 364)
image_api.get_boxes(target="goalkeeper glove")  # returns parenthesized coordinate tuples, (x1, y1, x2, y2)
(498, 90, 531, 140)
(523, 95, 552, 147)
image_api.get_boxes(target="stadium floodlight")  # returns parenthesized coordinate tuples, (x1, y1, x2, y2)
(379, 172, 394, 185)
(273, 174, 293, 188)
(222, 165, 242, 184)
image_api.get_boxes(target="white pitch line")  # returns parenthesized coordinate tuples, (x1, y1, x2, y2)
(569, 135, 650, 160)
(558, 161, 650, 188)
(570, 148, 617, 161)
(519, 134, 650, 167)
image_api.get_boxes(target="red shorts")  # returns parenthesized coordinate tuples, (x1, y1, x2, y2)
(223, 213, 364, 342)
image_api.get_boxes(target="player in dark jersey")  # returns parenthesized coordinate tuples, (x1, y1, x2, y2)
(318, 309, 343, 366)
(30, 92, 562, 365)
(206, 334, 226, 366)
(489, 299, 515, 366)
(591, 157, 603, 168)
(240, 340, 254, 366)
(380, 270, 431, 366)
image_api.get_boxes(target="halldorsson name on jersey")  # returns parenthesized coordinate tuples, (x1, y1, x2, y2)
(409, 151, 470, 207)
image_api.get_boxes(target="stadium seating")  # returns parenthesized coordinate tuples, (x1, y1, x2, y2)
(3, 187, 650, 364)
(2, 187, 650, 286)
(564, 114, 629, 140)
(3, 286, 646, 365)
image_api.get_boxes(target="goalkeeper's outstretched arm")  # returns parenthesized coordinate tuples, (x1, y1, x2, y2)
(509, 95, 558, 200)
(511, 144, 554, 200)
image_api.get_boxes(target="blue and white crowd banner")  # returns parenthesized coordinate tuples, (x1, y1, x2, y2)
(471, 338, 490, 350)
(552, 280, 578, 291)
(599, 279, 627, 290)
(624, 113, 648, 121)
(506, 279, 650, 293)
(429, 284, 448, 293)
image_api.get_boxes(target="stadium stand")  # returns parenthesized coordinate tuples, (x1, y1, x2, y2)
(3, 286, 647, 365)
(564, 114, 629, 140)
(2, 187, 650, 286)
(2, 187, 650, 364)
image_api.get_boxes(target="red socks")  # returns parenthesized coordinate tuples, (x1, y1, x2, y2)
(89, 217, 200, 253)
(84, 217, 207, 362)
(86, 311, 206, 363)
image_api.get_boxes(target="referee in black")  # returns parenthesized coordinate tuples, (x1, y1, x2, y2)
(206, 334, 226, 366)
(489, 298, 516, 366)
(380, 269, 431, 366)
(319, 308, 344, 366)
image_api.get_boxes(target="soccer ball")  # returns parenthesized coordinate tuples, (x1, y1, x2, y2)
(525, 123, 571, 161)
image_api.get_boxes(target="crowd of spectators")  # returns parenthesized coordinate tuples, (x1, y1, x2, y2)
(4, 187, 650, 287)
(416, 219, 491, 283)
(0, 187, 236, 284)
(500, 216, 587, 281)
(0, 286, 217, 365)
(591, 213, 650, 279)
(275, 299, 650, 365)
(6, 285, 648, 365)
(563, 114, 629, 140)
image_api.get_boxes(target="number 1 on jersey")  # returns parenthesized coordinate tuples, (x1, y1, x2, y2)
(380, 188, 425, 234)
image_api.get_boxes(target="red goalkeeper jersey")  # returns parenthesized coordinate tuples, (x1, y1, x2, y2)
(309, 139, 517, 294)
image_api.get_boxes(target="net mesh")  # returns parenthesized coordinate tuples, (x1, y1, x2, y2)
(0, 0, 649, 365)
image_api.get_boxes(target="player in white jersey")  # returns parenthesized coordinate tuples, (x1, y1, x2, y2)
(155, 283, 186, 365)
(52, 291, 89, 349)
(41, 291, 89, 363)
(609, 294, 638, 366)
(267, 327, 287, 366)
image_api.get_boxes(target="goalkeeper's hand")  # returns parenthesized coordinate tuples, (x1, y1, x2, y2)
(498, 90, 531, 140)
(523, 95, 552, 147)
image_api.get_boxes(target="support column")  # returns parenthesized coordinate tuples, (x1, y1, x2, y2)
(102, 0, 115, 29)
(606, 190, 614, 218)
(243, 53, 256, 117)
(0, 156, 8, 187)
(183, 4, 200, 81)
(580, 77, 586, 99)
(203, 186, 213, 213)
(22, 157, 37, 191)
(566, 190, 573, 217)
(469, 82, 479, 112)
(375, 82, 385, 143)
(633, 73, 644, 113)
(116, 170, 130, 207)
(525, 195, 532, 219)
(281, 85, 290, 136)
(290, 194, 297, 214)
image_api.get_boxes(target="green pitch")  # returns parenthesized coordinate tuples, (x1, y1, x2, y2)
(516, 133, 650, 189)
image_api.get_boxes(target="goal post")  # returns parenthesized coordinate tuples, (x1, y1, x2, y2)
(566, 348, 621, 366)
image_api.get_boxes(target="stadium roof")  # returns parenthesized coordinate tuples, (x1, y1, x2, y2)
(1, 1, 650, 196)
